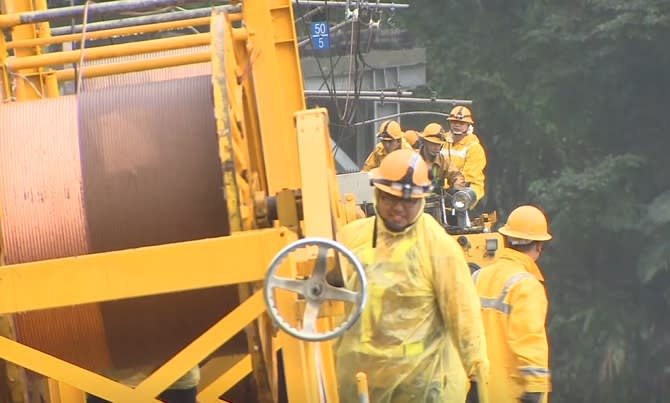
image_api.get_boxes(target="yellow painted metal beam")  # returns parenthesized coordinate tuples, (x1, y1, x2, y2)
(211, 10, 243, 232)
(53, 51, 210, 81)
(0, 336, 161, 402)
(296, 109, 338, 238)
(47, 379, 86, 403)
(244, 0, 306, 194)
(198, 354, 252, 403)
(0, 228, 287, 314)
(198, 341, 282, 403)
(6, 17, 211, 49)
(0, 27, 10, 101)
(4, 0, 52, 100)
(135, 290, 269, 396)
(293, 107, 343, 402)
(7, 32, 210, 71)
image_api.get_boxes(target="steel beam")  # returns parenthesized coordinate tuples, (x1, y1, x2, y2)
(293, 0, 409, 8)
(306, 94, 474, 105)
(53, 51, 210, 81)
(7, 32, 209, 71)
(306, 89, 412, 96)
(8, 17, 210, 48)
(0, 336, 162, 402)
(0, 0, 215, 28)
(0, 228, 287, 314)
(49, 6, 237, 36)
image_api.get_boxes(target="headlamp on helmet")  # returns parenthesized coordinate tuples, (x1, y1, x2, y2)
(447, 105, 475, 125)
(369, 150, 433, 200)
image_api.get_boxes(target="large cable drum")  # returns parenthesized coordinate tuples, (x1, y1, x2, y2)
(0, 72, 245, 374)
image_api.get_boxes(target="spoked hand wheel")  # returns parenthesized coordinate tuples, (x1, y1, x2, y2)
(263, 237, 367, 342)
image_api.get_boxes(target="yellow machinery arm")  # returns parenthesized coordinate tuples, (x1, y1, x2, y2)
(0, 1, 356, 402)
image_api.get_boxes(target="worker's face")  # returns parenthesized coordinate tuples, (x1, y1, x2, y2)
(382, 139, 401, 153)
(422, 141, 443, 160)
(377, 190, 423, 231)
(450, 121, 469, 136)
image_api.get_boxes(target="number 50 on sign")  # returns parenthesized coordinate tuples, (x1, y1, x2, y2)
(311, 21, 330, 50)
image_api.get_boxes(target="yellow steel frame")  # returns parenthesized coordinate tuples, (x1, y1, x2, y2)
(1, 1, 350, 402)
(211, 8, 277, 401)
(6, 17, 210, 49)
(53, 51, 211, 81)
(244, 0, 306, 194)
(0, 228, 296, 402)
(1, 0, 57, 100)
(7, 33, 211, 71)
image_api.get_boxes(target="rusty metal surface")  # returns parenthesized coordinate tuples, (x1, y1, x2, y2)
(77, 74, 229, 253)
(0, 97, 87, 265)
(0, 96, 111, 371)
(77, 75, 233, 369)
(0, 74, 239, 372)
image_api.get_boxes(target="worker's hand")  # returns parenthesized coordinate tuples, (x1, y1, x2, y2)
(446, 170, 465, 188)
(519, 392, 543, 403)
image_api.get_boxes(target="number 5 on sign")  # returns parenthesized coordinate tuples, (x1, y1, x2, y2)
(310, 21, 330, 50)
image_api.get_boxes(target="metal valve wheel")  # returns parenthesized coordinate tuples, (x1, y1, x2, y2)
(263, 237, 368, 342)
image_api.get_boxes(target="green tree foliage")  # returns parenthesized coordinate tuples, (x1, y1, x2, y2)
(402, 1, 670, 401)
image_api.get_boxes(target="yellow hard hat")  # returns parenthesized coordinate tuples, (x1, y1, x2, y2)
(447, 105, 475, 125)
(403, 129, 420, 147)
(376, 120, 403, 140)
(499, 205, 552, 241)
(421, 123, 446, 144)
(369, 149, 433, 199)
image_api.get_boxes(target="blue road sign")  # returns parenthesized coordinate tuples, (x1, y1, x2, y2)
(310, 21, 330, 50)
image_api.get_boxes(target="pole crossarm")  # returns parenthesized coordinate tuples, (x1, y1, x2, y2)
(0, 228, 288, 315)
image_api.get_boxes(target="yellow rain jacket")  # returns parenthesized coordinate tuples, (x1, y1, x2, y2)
(473, 248, 551, 403)
(336, 208, 488, 403)
(427, 150, 461, 190)
(445, 133, 487, 202)
(362, 139, 413, 172)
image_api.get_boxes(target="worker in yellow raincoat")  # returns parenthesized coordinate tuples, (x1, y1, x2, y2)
(362, 120, 412, 172)
(445, 106, 487, 204)
(336, 149, 489, 402)
(418, 122, 465, 191)
(472, 205, 552, 403)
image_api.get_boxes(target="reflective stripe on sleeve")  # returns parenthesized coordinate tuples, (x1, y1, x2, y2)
(447, 148, 468, 159)
(519, 366, 551, 377)
(472, 269, 481, 284)
(479, 272, 533, 314)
